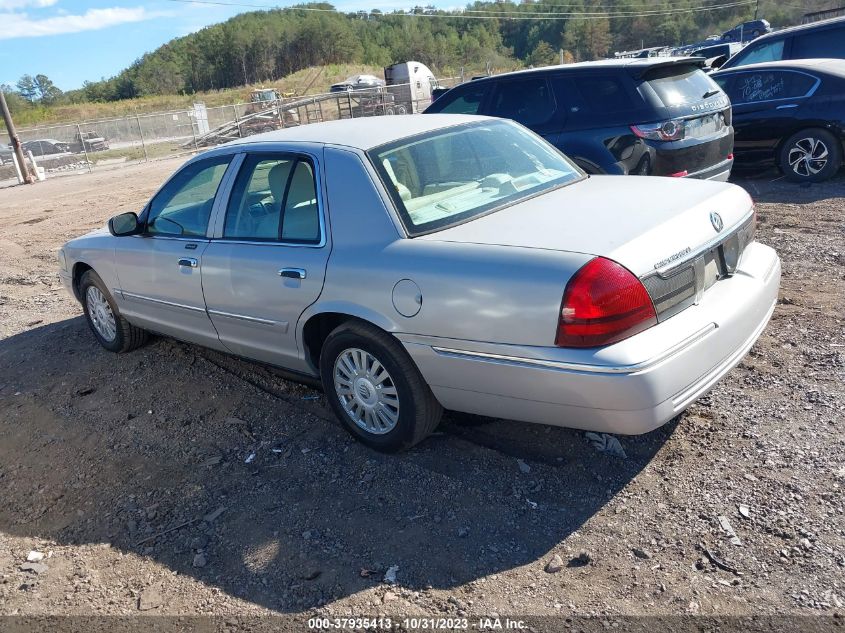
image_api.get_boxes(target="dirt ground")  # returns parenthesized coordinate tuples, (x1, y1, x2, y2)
(0, 159, 843, 626)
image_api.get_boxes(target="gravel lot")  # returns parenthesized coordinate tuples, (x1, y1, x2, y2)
(0, 160, 843, 625)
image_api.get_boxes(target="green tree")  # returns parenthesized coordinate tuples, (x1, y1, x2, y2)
(527, 41, 558, 67)
(33, 74, 62, 104)
(16, 75, 38, 103)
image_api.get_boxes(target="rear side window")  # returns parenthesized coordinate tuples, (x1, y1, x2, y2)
(716, 70, 818, 104)
(642, 65, 722, 106)
(224, 154, 320, 243)
(572, 76, 633, 113)
(428, 83, 489, 114)
(488, 77, 556, 127)
(792, 27, 845, 57)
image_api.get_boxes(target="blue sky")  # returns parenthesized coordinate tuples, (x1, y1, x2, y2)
(0, 0, 446, 91)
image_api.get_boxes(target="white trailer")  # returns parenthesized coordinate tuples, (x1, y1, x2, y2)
(384, 61, 439, 114)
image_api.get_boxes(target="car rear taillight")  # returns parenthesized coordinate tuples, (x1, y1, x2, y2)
(556, 258, 657, 348)
(630, 119, 685, 141)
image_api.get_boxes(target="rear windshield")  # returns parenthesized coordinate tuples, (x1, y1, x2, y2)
(643, 64, 723, 107)
(368, 120, 582, 236)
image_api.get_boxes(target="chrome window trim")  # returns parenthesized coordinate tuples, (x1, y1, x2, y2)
(208, 148, 328, 249)
(128, 235, 211, 243)
(717, 69, 821, 106)
(431, 323, 717, 375)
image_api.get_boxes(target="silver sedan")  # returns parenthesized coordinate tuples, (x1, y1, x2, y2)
(59, 115, 781, 452)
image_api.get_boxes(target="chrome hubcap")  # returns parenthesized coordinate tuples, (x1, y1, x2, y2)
(333, 348, 400, 435)
(788, 137, 828, 177)
(86, 286, 117, 342)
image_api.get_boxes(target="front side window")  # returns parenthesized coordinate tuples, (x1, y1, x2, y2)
(730, 39, 785, 67)
(426, 83, 489, 114)
(369, 120, 582, 236)
(488, 77, 556, 127)
(147, 156, 231, 237)
(224, 154, 320, 243)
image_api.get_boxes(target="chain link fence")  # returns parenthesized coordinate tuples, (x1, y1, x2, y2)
(1, 77, 462, 184)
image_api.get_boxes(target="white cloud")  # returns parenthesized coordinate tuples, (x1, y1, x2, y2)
(0, 0, 57, 9)
(0, 6, 158, 39)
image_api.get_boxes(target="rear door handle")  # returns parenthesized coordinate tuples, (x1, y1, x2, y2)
(178, 257, 198, 268)
(278, 267, 306, 279)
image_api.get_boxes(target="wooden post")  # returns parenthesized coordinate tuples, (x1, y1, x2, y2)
(76, 123, 93, 173)
(232, 105, 242, 137)
(0, 90, 34, 184)
(134, 111, 149, 162)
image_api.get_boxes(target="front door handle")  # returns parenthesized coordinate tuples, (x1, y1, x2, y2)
(278, 267, 306, 280)
(178, 257, 198, 268)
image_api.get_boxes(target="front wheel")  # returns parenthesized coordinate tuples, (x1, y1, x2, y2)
(320, 321, 442, 452)
(778, 128, 842, 183)
(80, 270, 148, 353)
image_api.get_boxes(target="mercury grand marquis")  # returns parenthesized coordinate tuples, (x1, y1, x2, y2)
(59, 115, 781, 452)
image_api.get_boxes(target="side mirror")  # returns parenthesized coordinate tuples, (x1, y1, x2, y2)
(108, 211, 141, 237)
(710, 55, 727, 70)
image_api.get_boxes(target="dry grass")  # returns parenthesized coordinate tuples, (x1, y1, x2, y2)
(11, 64, 436, 129)
(9, 62, 513, 130)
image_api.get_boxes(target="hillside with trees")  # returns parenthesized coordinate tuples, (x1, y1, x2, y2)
(2, 0, 830, 111)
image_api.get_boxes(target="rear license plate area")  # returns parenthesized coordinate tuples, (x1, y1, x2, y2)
(686, 113, 724, 139)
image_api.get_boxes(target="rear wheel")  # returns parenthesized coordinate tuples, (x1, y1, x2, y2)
(779, 128, 842, 183)
(80, 270, 148, 353)
(320, 321, 442, 452)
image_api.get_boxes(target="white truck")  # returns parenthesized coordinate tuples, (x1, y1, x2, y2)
(384, 61, 439, 114)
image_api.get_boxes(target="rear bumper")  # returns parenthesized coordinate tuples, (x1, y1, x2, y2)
(401, 241, 780, 435)
(686, 156, 733, 181)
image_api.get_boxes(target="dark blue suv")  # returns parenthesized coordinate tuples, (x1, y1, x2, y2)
(424, 58, 735, 180)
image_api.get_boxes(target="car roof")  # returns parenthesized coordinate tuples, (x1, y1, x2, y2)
(468, 56, 703, 81)
(713, 58, 845, 78)
(224, 114, 491, 151)
(741, 15, 845, 41)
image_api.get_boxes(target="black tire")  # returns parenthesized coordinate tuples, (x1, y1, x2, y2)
(319, 321, 442, 452)
(778, 128, 842, 183)
(79, 270, 148, 353)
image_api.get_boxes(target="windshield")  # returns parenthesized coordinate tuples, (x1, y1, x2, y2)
(368, 120, 582, 236)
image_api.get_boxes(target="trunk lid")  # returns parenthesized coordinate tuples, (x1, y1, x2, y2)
(418, 175, 753, 279)
(635, 60, 730, 122)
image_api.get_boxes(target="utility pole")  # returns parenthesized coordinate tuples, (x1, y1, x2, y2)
(0, 89, 34, 184)
(754, 0, 759, 20)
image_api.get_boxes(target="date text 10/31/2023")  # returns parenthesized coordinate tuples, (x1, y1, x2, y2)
(307, 616, 527, 630)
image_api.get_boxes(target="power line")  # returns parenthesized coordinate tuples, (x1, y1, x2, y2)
(461, 0, 753, 13)
(463, 2, 754, 16)
(162, 0, 757, 19)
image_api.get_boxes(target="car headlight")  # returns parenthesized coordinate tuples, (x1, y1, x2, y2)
(58, 249, 67, 271)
